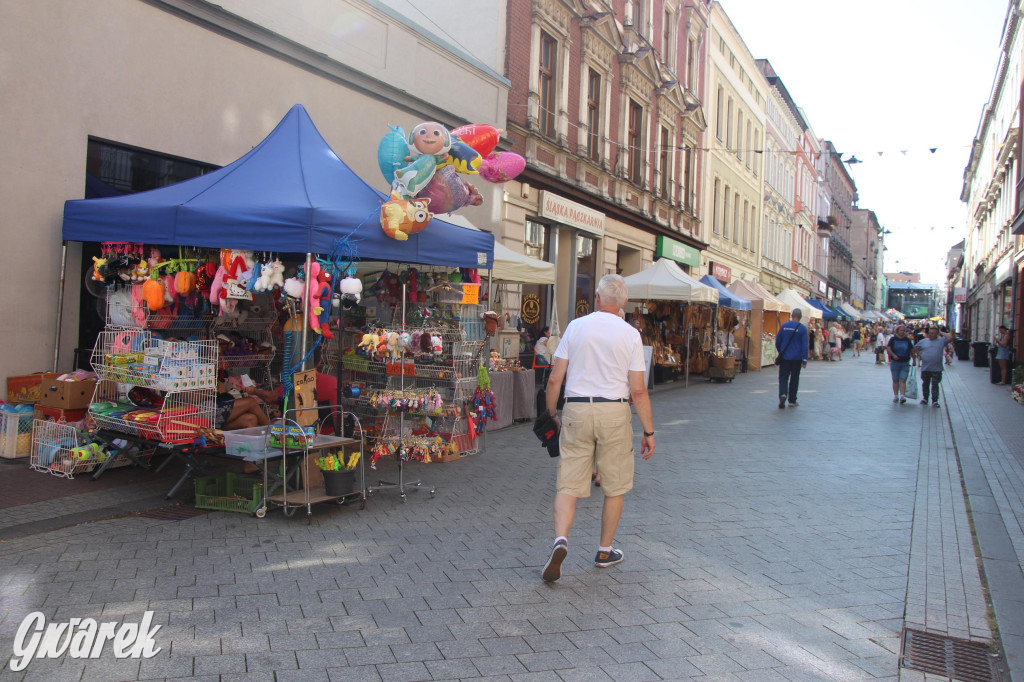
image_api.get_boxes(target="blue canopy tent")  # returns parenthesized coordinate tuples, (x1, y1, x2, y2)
(699, 275, 751, 310)
(62, 104, 494, 269)
(805, 299, 837, 320)
(55, 104, 494, 372)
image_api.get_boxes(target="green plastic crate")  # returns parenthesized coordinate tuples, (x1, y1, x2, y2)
(194, 472, 264, 514)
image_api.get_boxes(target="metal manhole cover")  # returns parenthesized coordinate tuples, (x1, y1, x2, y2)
(901, 628, 1002, 681)
(139, 504, 210, 521)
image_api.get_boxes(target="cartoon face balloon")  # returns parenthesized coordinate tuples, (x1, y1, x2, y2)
(408, 122, 452, 157)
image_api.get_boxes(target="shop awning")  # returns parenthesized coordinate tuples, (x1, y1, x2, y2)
(776, 289, 822, 319)
(727, 280, 791, 312)
(838, 302, 866, 320)
(623, 258, 719, 303)
(435, 214, 554, 284)
(62, 104, 494, 269)
(699, 275, 751, 310)
(805, 298, 838, 320)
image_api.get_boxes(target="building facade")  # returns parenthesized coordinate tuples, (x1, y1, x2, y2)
(821, 140, 856, 307)
(503, 0, 712, 333)
(701, 1, 766, 287)
(850, 208, 882, 311)
(961, 1, 1021, 352)
(0, 0, 509, 385)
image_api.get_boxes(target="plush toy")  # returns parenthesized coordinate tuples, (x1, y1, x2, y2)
(482, 310, 501, 336)
(376, 332, 390, 360)
(308, 264, 333, 339)
(397, 332, 410, 356)
(306, 262, 324, 335)
(282, 276, 305, 300)
(196, 261, 218, 294)
(340, 276, 362, 309)
(386, 332, 399, 360)
(254, 259, 284, 292)
(131, 260, 150, 283)
(142, 276, 166, 311)
(209, 265, 228, 304)
(359, 331, 378, 357)
(431, 334, 443, 356)
(162, 274, 176, 304)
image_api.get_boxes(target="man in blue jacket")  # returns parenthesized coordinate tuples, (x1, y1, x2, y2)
(775, 308, 808, 409)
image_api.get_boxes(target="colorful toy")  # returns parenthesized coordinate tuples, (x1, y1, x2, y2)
(254, 259, 285, 292)
(380, 193, 432, 241)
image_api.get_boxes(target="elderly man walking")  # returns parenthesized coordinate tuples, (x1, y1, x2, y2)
(776, 308, 808, 408)
(541, 274, 656, 582)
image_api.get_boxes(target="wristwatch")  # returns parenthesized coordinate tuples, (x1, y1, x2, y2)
(643, 431, 655, 437)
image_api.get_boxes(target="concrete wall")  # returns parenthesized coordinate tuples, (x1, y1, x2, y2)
(0, 0, 508, 385)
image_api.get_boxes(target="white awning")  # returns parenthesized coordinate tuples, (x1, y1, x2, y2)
(622, 258, 719, 303)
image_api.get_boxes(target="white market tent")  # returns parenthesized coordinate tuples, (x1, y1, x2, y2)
(728, 280, 791, 312)
(777, 288, 822, 320)
(622, 258, 719, 303)
(838, 302, 866, 320)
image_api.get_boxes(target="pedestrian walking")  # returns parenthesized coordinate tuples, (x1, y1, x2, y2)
(995, 325, 1012, 385)
(776, 308, 809, 409)
(875, 326, 888, 365)
(913, 325, 955, 407)
(852, 326, 862, 357)
(887, 324, 914, 404)
(831, 323, 844, 361)
(541, 274, 655, 582)
(812, 324, 824, 360)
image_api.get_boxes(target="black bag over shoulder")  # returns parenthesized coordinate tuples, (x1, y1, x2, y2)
(533, 410, 560, 457)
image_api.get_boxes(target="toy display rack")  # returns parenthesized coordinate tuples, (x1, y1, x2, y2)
(30, 419, 131, 479)
(211, 299, 278, 386)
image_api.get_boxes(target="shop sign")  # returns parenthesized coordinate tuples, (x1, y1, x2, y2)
(656, 236, 700, 268)
(575, 298, 591, 317)
(521, 294, 541, 324)
(817, 280, 827, 294)
(538, 191, 605, 236)
(995, 256, 1011, 283)
(710, 261, 731, 282)
(954, 287, 967, 304)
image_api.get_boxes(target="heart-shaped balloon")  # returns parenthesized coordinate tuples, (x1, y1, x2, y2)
(416, 165, 473, 214)
(451, 124, 501, 157)
(479, 151, 526, 184)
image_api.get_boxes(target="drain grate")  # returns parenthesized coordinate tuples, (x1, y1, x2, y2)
(901, 628, 1002, 681)
(139, 504, 210, 521)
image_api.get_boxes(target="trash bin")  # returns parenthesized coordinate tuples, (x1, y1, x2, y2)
(990, 347, 1001, 383)
(954, 338, 971, 361)
(972, 341, 990, 367)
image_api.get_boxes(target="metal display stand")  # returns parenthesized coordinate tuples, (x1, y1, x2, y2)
(256, 405, 365, 519)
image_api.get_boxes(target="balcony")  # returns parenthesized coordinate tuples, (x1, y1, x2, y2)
(816, 217, 833, 238)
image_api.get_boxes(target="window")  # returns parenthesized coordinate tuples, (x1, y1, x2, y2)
(524, 219, 548, 261)
(586, 69, 601, 161)
(659, 126, 670, 198)
(750, 204, 757, 253)
(733, 192, 740, 243)
(539, 31, 557, 138)
(742, 200, 749, 249)
(736, 111, 743, 161)
(753, 131, 760, 175)
(723, 186, 730, 238)
(716, 87, 724, 140)
(87, 137, 216, 194)
(686, 37, 696, 91)
(713, 179, 721, 234)
(628, 99, 643, 184)
(575, 234, 597, 318)
(726, 98, 734, 148)
(682, 147, 693, 211)
(745, 122, 752, 169)
(662, 8, 672, 59)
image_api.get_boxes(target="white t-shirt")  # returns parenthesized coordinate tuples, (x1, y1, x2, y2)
(554, 311, 646, 400)
(876, 332, 887, 348)
(535, 336, 549, 357)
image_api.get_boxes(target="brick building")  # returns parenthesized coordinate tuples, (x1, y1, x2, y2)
(502, 0, 711, 334)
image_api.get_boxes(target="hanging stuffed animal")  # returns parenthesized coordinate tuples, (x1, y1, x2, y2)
(431, 334, 443, 356)
(254, 259, 285, 292)
(340, 276, 362, 309)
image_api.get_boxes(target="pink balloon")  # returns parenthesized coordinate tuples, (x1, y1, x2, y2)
(479, 151, 526, 183)
(416, 165, 472, 214)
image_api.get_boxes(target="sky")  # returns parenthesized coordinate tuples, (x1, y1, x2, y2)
(720, 0, 1011, 285)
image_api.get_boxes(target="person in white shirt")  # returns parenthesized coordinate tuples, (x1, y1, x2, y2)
(541, 275, 655, 581)
(875, 327, 888, 365)
(534, 326, 551, 365)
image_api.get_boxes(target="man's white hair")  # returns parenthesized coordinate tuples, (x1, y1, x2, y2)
(596, 274, 628, 308)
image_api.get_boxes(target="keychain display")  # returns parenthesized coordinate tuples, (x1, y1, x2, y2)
(369, 389, 444, 414)
(370, 435, 446, 467)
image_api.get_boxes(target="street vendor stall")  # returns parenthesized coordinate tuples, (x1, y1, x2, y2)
(727, 280, 791, 371)
(700, 275, 752, 372)
(56, 105, 498, 512)
(806, 299, 838, 320)
(623, 259, 719, 385)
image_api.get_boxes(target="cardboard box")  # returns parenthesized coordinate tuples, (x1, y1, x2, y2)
(6, 373, 59, 404)
(37, 378, 96, 409)
(33, 405, 89, 424)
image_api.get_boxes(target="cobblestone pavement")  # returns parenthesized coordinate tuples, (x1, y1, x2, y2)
(0, 353, 1019, 681)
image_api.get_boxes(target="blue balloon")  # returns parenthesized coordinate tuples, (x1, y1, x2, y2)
(377, 125, 408, 184)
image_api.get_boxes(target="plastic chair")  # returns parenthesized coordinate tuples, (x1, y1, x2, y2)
(531, 348, 550, 370)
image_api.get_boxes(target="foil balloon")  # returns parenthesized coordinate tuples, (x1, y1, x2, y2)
(380, 193, 433, 241)
(479, 151, 526, 183)
(417, 166, 483, 214)
(451, 124, 501, 157)
(376, 125, 408, 184)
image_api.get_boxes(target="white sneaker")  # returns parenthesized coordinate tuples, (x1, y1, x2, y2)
(892, 396, 899, 403)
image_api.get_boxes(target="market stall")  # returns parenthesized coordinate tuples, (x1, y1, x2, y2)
(838, 302, 867, 321)
(727, 280, 791, 371)
(56, 105, 500, 511)
(699, 275, 751, 374)
(623, 259, 719, 385)
(805, 299, 838, 320)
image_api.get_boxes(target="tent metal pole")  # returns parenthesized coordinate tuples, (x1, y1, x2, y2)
(53, 241, 68, 373)
(301, 253, 312, 372)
